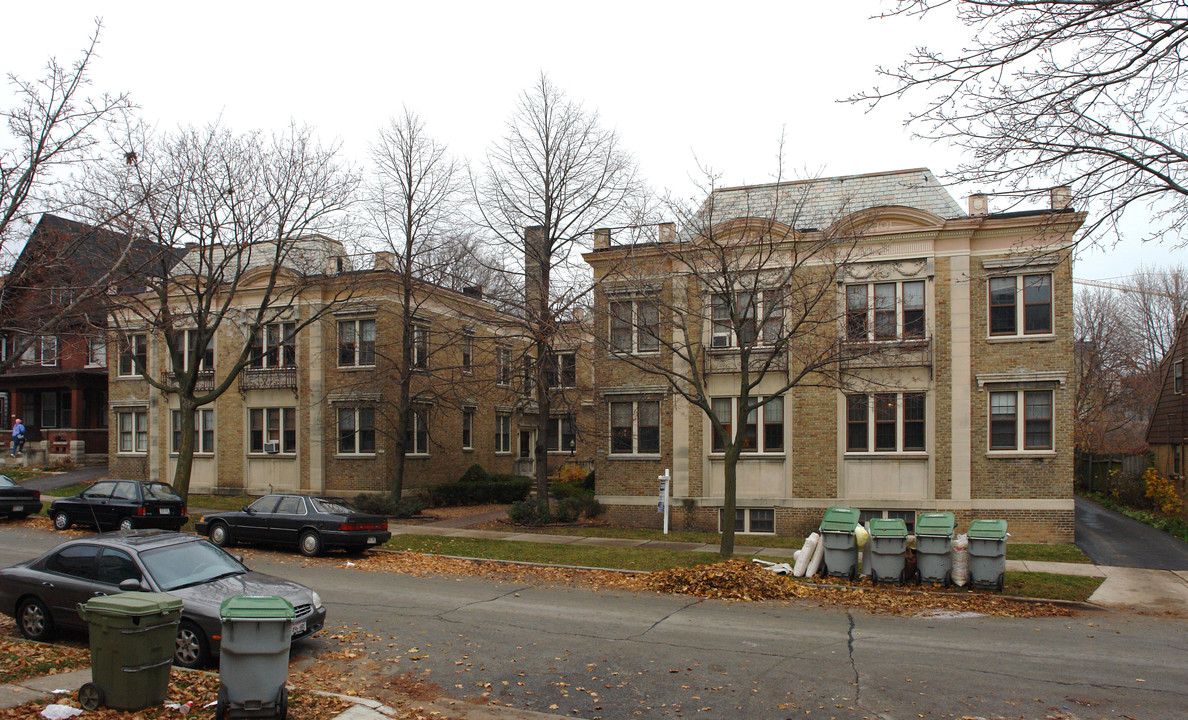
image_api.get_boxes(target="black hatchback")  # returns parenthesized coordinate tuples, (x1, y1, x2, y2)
(50, 480, 187, 532)
(0, 475, 41, 519)
(196, 494, 390, 556)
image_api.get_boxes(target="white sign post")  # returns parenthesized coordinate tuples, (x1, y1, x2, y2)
(657, 468, 671, 535)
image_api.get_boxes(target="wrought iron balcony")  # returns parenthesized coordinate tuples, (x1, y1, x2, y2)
(239, 366, 298, 391)
(840, 337, 933, 369)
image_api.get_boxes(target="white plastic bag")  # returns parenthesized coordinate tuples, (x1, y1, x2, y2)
(951, 533, 969, 587)
(41, 705, 83, 719)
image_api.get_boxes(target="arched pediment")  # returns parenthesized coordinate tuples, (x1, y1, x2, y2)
(828, 205, 946, 237)
(705, 217, 800, 243)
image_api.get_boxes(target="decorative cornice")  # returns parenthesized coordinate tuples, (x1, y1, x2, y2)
(976, 371, 1067, 388)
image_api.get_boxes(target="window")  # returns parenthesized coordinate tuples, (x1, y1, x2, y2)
(171, 408, 214, 453)
(710, 293, 755, 348)
(174, 329, 214, 373)
(546, 415, 576, 453)
(846, 280, 927, 342)
(412, 325, 429, 369)
(989, 274, 1052, 336)
(1175, 445, 1183, 476)
(249, 407, 296, 454)
(249, 322, 295, 368)
(710, 396, 784, 453)
(495, 414, 511, 453)
(275, 496, 306, 515)
(118, 334, 147, 376)
(338, 318, 376, 367)
(609, 400, 660, 455)
(720, 508, 776, 534)
(86, 337, 106, 367)
(39, 336, 57, 366)
(989, 389, 1053, 451)
(96, 548, 141, 586)
(610, 298, 660, 353)
(1175, 360, 1183, 394)
(462, 408, 474, 450)
(496, 346, 512, 386)
(337, 407, 376, 454)
(117, 410, 148, 453)
(407, 407, 429, 454)
(547, 352, 577, 388)
(46, 544, 99, 579)
(461, 333, 473, 371)
(846, 392, 927, 453)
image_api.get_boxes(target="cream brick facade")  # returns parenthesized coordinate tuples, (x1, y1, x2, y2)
(109, 253, 595, 498)
(584, 169, 1085, 542)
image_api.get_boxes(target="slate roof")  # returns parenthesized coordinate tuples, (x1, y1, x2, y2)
(703, 168, 965, 231)
(173, 235, 346, 278)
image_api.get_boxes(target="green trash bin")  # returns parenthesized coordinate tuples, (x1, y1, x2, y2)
(915, 512, 955, 585)
(819, 506, 860, 579)
(968, 519, 1009, 591)
(76, 592, 183, 711)
(217, 595, 296, 720)
(867, 518, 909, 585)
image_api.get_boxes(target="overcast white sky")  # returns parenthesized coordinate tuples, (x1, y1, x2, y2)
(2, 1, 1177, 281)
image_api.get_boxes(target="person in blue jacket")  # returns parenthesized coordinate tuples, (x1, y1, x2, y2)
(10, 419, 25, 457)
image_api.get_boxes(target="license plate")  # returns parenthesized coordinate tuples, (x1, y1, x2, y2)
(367, 536, 377, 544)
(291, 621, 306, 637)
(12, 506, 21, 512)
(160, 509, 171, 515)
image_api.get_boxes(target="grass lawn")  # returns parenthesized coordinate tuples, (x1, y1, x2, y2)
(1007, 543, 1091, 563)
(1005, 572, 1103, 602)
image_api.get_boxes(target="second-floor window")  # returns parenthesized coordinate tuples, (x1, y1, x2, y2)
(338, 318, 376, 367)
(39, 336, 57, 366)
(610, 298, 660, 353)
(461, 333, 473, 371)
(847, 281, 925, 342)
(118, 334, 147, 377)
(496, 346, 512, 386)
(711, 292, 782, 348)
(710, 396, 784, 453)
(86, 337, 106, 367)
(250, 322, 295, 368)
(412, 325, 429, 369)
(1175, 360, 1183, 394)
(989, 274, 1052, 336)
(175, 330, 214, 373)
(846, 392, 926, 453)
(547, 352, 577, 388)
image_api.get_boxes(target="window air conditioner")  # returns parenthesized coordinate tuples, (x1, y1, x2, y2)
(263, 440, 280, 454)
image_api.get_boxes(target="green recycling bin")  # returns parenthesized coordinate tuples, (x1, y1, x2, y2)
(217, 595, 296, 720)
(915, 512, 955, 585)
(867, 518, 909, 585)
(819, 506, 860, 579)
(968, 519, 1009, 591)
(76, 592, 183, 711)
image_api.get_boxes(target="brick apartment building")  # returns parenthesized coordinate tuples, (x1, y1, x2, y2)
(584, 169, 1085, 542)
(109, 241, 594, 496)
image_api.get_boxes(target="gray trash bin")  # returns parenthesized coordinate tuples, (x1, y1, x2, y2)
(819, 506, 860, 579)
(915, 512, 955, 585)
(967, 519, 1008, 591)
(217, 596, 295, 720)
(867, 518, 908, 585)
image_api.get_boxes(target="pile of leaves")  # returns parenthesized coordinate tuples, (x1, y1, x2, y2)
(0, 634, 89, 683)
(638, 559, 810, 601)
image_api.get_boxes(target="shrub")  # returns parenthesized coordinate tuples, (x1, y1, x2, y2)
(426, 478, 531, 507)
(555, 497, 581, 523)
(352, 493, 427, 518)
(507, 499, 551, 526)
(1144, 468, 1181, 515)
(550, 480, 587, 500)
(459, 464, 491, 484)
(556, 464, 587, 484)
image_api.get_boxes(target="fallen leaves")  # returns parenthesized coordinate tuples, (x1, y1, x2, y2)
(640, 560, 811, 601)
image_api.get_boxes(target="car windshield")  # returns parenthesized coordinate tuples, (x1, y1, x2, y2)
(311, 498, 354, 514)
(143, 483, 182, 501)
(0, 475, 15, 488)
(138, 539, 246, 591)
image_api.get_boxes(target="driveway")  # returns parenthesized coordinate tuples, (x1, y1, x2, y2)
(19, 465, 107, 492)
(1076, 495, 1188, 570)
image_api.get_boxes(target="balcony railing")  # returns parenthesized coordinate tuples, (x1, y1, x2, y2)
(239, 366, 298, 391)
(840, 337, 933, 369)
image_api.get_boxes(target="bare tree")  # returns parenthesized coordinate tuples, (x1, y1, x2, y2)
(0, 20, 139, 370)
(91, 122, 358, 499)
(591, 160, 874, 556)
(855, 1, 1188, 245)
(1074, 288, 1147, 454)
(475, 74, 641, 506)
(359, 109, 467, 499)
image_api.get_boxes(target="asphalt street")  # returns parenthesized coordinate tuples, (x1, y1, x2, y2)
(0, 525, 1184, 720)
(1075, 495, 1188, 570)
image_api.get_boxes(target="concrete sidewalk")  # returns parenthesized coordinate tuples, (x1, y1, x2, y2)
(389, 520, 1188, 615)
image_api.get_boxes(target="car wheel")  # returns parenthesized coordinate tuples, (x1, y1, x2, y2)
(118, 517, 136, 532)
(299, 530, 322, 557)
(52, 511, 71, 530)
(209, 522, 233, 548)
(174, 620, 210, 669)
(17, 597, 54, 641)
